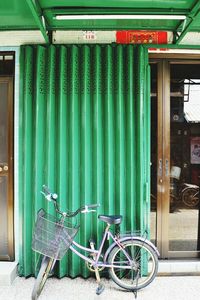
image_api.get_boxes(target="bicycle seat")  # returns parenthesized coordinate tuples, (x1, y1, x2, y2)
(98, 215, 122, 225)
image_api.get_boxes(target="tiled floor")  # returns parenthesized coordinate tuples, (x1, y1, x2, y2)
(1, 275, 200, 300)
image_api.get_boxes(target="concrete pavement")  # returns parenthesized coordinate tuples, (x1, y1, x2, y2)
(1, 275, 200, 300)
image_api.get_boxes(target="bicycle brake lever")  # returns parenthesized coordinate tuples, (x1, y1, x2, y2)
(46, 194, 52, 201)
(81, 209, 96, 214)
(81, 206, 96, 213)
(40, 191, 52, 202)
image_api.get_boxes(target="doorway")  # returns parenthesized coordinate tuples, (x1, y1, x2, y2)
(150, 58, 200, 259)
(0, 53, 14, 261)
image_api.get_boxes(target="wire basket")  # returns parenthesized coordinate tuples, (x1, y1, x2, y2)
(32, 209, 79, 260)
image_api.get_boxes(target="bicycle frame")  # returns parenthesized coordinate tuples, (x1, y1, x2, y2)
(69, 224, 134, 270)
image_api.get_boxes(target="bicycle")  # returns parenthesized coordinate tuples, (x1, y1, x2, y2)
(151, 181, 199, 213)
(31, 185, 159, 300)
(181, 183, 199, 208)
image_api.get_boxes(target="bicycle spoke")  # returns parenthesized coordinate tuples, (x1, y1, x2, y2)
(108, 240, 158, 291)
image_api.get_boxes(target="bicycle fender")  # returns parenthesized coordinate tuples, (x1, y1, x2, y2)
(103, 236, 160, 263)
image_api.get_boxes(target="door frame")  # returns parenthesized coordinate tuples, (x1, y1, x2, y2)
(156, 59, 170, 258)
(150, 55, 200, 258)
(0, 76, 14, 260)
(0, 47, 20, 264)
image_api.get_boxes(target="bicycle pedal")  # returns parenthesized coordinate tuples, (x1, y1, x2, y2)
(96, 284, 105, 295)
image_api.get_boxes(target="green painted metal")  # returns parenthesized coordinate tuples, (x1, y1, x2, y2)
(1, 0, 200, 32)
(0, 0, 38, 29)
(175, 0, 200, 44)
(25, 0, 49, 43)
(19, 44, 150, 278)
(38, 0, 194, 10)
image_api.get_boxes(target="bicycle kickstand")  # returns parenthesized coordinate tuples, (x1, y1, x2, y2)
(132, 269, 140, 299)
(132, 290, 138, 299)
(94, 268, 105, 295)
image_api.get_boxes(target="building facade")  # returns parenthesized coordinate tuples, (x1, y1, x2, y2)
(1, 0, 200, 282)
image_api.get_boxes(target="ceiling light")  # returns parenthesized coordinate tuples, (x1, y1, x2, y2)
(55, 15, 186, 21)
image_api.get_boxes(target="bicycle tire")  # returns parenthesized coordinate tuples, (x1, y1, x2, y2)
(108, 240, 158, 291)
(32, 256, 54, 300)
(182, 188, 199, 208)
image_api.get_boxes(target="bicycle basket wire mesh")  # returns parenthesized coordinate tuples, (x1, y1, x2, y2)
(32, 209, 79, 260)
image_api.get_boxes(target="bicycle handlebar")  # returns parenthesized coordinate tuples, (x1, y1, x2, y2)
(41, 185, 100, 217)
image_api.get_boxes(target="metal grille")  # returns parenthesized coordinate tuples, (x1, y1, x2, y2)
(19, 44, 150, 277)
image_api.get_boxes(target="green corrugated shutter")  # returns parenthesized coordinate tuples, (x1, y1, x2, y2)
(18, 44, 150, 277)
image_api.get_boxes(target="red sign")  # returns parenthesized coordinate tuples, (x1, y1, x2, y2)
(116, 31, 168, 44)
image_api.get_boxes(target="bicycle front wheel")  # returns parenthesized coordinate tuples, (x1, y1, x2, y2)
(32, 256, 54, 300)
(182, 188, 199, 208)
(108, 240, 158, 291)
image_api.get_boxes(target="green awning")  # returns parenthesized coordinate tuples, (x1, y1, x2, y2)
(1, 0, 200, 44)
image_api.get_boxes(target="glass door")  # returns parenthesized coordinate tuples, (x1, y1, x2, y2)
(151, 59, 200, 259)
(0, 77, 14, 261)
(169, 62, 200, 258)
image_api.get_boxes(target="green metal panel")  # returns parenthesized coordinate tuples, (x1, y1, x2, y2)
(0, 0, 38, 29)
(1, 0, 200, 32)
(38, 0, 194, 10)
(19, 44, 150, 277)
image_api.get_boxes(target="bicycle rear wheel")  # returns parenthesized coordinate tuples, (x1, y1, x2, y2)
(108, 240, 158, 291)
(32, 256, 54, 300)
